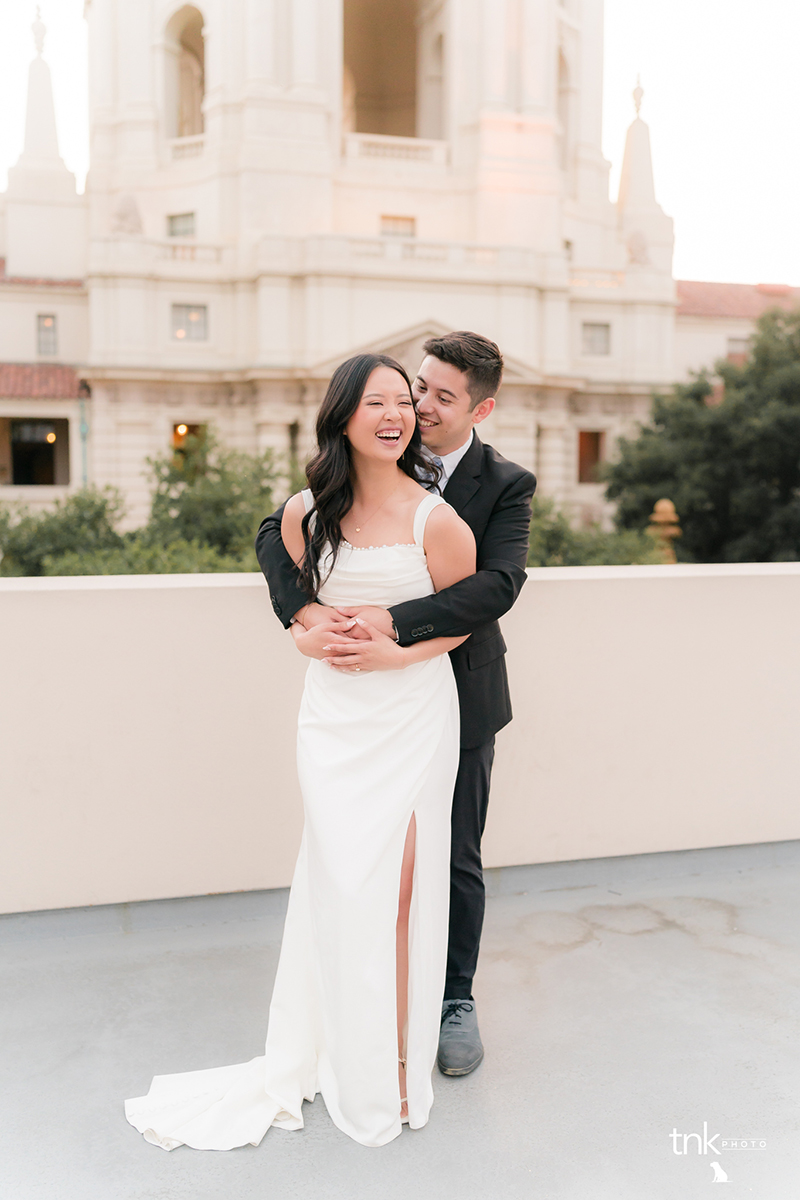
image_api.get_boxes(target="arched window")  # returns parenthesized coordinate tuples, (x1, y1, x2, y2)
(343, 0, 417, 137)
(165, 6, 205, 140)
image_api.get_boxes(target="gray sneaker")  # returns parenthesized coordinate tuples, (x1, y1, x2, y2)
(437, 999, 484, 1076)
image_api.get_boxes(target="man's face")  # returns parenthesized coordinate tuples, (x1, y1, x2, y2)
(411, 355, 495, 456)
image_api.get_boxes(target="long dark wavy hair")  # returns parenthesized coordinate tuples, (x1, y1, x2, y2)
(299, 353, 439, 598)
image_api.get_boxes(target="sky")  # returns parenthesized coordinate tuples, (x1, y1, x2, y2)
(0, 0, 798, 285)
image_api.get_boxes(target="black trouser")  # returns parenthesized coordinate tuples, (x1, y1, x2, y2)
(445, 736, 496, 1000)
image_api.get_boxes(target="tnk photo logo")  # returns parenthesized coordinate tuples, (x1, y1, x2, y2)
(669, 1122, 767, 1184)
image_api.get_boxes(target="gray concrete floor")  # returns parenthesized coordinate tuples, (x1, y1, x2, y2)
(3, 841, 800, 1200)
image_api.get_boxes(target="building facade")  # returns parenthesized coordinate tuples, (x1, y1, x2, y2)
(0, 1, 786, 529)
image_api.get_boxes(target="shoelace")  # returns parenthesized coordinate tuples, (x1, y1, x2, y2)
(441, 1000, 474, 1027)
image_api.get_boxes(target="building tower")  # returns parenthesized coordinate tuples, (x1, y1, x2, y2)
(2, 2, 676, 526)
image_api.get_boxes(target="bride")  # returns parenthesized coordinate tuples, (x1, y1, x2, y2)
(125, 353, 476, 1150)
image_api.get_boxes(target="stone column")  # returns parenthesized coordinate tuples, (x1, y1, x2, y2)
(291, 0, 318, 88)
(486, 392, 538, 476)
(536, 421, 569, 505)
(541, 288, 571, 377)
(519, 0, 549, 113)
(480, 0, 511, 110)
(246, 0, 278, 84)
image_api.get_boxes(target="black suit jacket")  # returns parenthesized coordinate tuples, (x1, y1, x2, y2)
(254, 434, 536, 748)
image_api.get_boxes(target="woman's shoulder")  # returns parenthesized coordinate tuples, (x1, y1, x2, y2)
(423, 497, 474, 544)
(420, 497, 476, 583)
(281, 492, 311, 564)
(283, 490, 312, 522)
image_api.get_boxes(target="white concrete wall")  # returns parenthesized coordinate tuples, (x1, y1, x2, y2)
(2, 564, 798, 915)
(0, 288, 88, 363)
(673, 314, 755, 381)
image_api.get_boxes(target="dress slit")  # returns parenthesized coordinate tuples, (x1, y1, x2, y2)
(396, 812, 417, 1115)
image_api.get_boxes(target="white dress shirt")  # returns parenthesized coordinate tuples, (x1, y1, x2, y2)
(422, 429, 474, 492)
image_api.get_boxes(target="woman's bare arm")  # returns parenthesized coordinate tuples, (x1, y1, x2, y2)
(393, 505, 475, 663)
(423, 503, 476, 593)
(280, 492, 307, 567)
(280, 492, 351, 636)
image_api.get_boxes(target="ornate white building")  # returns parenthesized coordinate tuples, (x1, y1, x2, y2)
(0, 1, 785, 528)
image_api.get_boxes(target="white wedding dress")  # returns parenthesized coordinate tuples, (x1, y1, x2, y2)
(125, 491, 460, 1149)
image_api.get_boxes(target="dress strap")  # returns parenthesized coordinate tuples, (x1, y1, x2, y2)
(300, 488, 318, 535)
(413, 493, 446, 547)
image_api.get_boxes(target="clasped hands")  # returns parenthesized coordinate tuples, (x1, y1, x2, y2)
(290, 603, 402, 674)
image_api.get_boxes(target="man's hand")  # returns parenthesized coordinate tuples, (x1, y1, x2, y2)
(335, 606, 397, 641)
(294, 603, 350, 630)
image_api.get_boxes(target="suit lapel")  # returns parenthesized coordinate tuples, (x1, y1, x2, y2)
(443, 433, 483, 513)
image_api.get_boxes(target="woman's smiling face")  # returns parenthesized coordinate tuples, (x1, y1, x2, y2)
(344, 365, 417, 463)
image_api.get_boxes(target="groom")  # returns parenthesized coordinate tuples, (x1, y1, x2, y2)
(255, 331, 536, 1077)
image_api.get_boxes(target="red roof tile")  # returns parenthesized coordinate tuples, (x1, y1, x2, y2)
(0, 363, 83, 399)
(0, 257, 84, 288)
(677, 280, 800, 319)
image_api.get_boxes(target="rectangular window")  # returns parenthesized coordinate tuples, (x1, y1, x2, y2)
(37, 314, 58, 356)
(172, 304, 208, 341)
(582, 322, 611, 356)
(172, 422, 204, 448)
(167, 212, 196, 237)
(727, 336, 750, 362)
(0, 418, 10, 485)
(9, 418, 70, 485)
(380, 215, 416, 238)
(578, 430, 604, 484)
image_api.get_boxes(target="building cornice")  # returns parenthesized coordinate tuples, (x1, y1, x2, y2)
(0, 258, 85, 293)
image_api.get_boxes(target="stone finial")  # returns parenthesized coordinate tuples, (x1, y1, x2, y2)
(633, 75, 643, 117)
(111, 194, 144, 236)
(626, 230, 651, 266)
(32, 6, 45, 56)
(647, 498, 681, 563)
(617, 76, 658, 212)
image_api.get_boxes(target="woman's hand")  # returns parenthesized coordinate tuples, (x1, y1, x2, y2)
(290, 618, 356, 661)
(322, 618, 406, 674)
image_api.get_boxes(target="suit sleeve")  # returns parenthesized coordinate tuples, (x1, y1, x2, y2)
(389, 469, 536, 644)
(254, 501, 314, 629)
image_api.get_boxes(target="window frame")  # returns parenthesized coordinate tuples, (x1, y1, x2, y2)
(37, 314, 58, 357)
(171, 303, 209, 343)
(5, 417, 70, 486)
(581, 321, 611, 357)
(167, 212, 196, 238)
(380, 215, 417, 238)
(577, 429, 605, 485)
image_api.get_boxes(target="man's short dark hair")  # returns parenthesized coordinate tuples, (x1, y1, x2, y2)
(422, 331, 504, 409)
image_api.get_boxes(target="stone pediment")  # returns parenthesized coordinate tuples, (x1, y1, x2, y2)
(309, 320, 541, 390)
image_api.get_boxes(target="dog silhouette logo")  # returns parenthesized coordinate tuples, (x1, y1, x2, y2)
(710, 1161, 729, 1182)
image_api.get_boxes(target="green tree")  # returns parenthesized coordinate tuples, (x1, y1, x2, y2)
(144, 430, 277, 558)
(43, 535, 253, 576)
(0, 427, 280, 576)
(527, 497, 660, 566)
(605, 308, 800, 562)
(0, 486, 125, 576)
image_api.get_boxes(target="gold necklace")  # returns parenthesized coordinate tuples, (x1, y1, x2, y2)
(353, 481, 402, 533)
